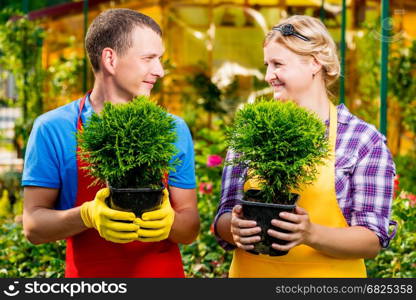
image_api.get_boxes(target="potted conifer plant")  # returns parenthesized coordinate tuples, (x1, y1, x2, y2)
(227, 99, 329, 256)
(77, 96, 179, 217)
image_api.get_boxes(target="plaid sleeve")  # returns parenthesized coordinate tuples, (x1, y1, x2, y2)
(213, 150, 247, 250)
(349, 135, 397, 248)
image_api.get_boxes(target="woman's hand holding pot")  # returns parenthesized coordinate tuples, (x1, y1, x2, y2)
(268, 206, 315, 251)
(231, 204, 262, 250)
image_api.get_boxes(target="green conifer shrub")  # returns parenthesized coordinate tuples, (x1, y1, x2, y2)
(77, 96, 179, 189)
(227, 98, 330, 204)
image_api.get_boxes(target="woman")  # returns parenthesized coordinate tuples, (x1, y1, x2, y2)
(214, 15, 396, 278)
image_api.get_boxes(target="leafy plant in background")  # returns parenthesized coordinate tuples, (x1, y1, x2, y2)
(390, 40, 416, 145)
(390, 40, 416, 198)
(77, 96, 178, 189)
(180, 120, 232, 277)
(0, 9, 45, 157)
(47, 53, 84, 108)
(226, 99, 329, 204)
(402, 103, 416, 136)
(394, 154, 416, 195)
(354, 22, 380, 125)
(182, 70, 224, 131)
(354, 24, 416, 142)
(0, 218, 65, 278)
(0, 0, 70, 13)
(365, 193, 415, 278)
(0, 171, 22, 217)
(389, 40, 416, 110)
(181, 64, 247, 135)
(188, 72, 224, 115)
(365, 148, 416, 278)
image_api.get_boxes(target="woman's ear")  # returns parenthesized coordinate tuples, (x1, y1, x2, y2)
(100, 47, 117, 75)
(310, 56, 323, 77)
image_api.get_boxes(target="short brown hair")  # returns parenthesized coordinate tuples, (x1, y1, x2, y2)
(85, 8, 162, 72)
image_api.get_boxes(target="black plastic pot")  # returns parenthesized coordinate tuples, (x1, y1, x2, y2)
(241, 190, 299, 256)
(107, 186, 164, 218)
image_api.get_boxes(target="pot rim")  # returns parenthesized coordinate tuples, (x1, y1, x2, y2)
(109, 186, 165, 192)
(240, 194, 299, 209)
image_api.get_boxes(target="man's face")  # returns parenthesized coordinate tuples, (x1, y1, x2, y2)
(113, 26, 164, 99)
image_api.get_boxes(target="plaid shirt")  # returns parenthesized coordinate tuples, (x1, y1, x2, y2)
(214, 104, 397, 250)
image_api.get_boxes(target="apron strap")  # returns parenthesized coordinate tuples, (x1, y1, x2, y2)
(77, 91, 91, 131)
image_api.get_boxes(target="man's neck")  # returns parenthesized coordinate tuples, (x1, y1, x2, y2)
(89, 76, 131, 114)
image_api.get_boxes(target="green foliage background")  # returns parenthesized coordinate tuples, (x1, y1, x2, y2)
(180, 121, 232, 277)
(0, 10, 44, 157)
(0, 219, 65, 278)
(0, 7, 414, 280)
(365, 195, 415, 278)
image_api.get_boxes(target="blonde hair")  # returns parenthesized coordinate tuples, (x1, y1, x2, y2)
(264, 15, 340, 89)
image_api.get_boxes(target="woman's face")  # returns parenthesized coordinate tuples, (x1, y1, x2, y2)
(264, 42, 316, 101)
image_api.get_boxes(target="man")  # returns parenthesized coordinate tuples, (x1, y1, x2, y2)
(22, 8, 199, 278)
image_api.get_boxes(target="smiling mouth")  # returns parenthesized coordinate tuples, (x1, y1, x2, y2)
(271, 82, 284, 88)
(143, 81, 156, 86)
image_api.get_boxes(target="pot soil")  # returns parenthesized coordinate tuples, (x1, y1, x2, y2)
(107, 186, 164, 218)
(241, 190, 299, 256)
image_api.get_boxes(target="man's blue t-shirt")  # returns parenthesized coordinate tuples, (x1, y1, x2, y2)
(22, 96, 196, 210)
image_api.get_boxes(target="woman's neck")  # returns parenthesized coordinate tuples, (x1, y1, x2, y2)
(295, 82, 330, 122)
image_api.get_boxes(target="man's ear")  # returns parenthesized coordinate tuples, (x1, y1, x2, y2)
(101, 47, 117, 75)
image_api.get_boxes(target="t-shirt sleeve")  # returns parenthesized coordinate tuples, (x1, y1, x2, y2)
(168, 118, 196, 189)
(22, 118, 61, 189)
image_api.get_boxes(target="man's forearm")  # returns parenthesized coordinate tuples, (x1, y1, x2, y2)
(23, 206, 87, 244)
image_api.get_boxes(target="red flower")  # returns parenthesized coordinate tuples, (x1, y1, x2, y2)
(199, 182, 213, 194)
(393, 175, 400, 198)
(207, 155, 223, 167)
(210, 260, 220, 267)
(408, 193, 416, 207)
(400, 191, 416, 207)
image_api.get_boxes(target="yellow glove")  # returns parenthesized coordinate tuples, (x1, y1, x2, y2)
(135, 188, 175, 242)
(80, 188, 138, 243)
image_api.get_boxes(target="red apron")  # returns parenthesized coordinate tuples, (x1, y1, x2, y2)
(65, 92, 184, 278)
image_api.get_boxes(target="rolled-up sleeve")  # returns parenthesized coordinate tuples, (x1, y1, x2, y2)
(349, 136, 396, 248)
(213, 150, 247, 250)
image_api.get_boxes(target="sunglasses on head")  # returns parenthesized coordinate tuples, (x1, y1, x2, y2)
(272, 23, 310, 42)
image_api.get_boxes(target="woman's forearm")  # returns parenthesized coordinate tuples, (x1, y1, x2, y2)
(216, 213, 236, 246)
(306, 224, 381, 259)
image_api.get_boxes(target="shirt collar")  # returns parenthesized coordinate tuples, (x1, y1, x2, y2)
(337, 103, 353, 125)
(324, 103, 351, 127)
(80, 93, 94, 125)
